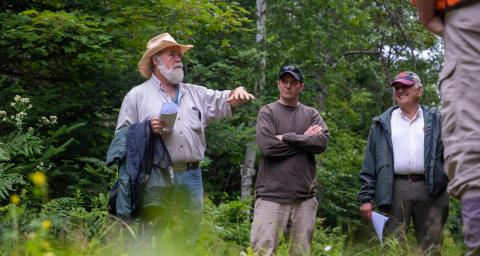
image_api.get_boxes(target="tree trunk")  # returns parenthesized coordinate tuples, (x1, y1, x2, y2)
(254, 0, 266, 93)
(241, 141, 257, 200)
(240, 0, 266, 202)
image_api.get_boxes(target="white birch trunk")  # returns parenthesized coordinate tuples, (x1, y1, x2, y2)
(240, 0, 266, 202)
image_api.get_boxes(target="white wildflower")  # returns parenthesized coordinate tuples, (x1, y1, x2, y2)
(28, 104, 33, 109)
(324, 245, 332, 252)
(14, 95, 21, 102)
(17, 112, 27, 118)
(0, 110, 6, 117)
(21, 98, 30, 103)
(49, 116, 57, 124)
(41, 116, 50, 125)
(35, 162, 45, 170)
(28, 127, 34, 132)
(10, 102, 16, 107)
(15, 112, 27, 126)
(15, 120, 23, 127)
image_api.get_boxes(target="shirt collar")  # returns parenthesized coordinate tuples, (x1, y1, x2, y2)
(151, 74, 185, 104)
(151, 74, 163, 91)
(399, 105, 423, 123)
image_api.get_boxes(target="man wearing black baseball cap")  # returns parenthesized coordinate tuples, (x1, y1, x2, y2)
(251, 65, 330, 255)
(277, 65, 304, 81)
(359, 71, 449, 253)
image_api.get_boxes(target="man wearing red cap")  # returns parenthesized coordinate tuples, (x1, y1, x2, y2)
(359, 71, 449, 253)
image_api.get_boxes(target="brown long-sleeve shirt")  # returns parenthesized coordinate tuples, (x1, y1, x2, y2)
(255, 101, 329, 203)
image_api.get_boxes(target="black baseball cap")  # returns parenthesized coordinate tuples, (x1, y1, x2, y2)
(278, 65, 304, 82)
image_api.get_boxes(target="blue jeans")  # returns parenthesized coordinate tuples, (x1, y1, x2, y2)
(174, 167, 204, 216)
(140, 167, 203, 247)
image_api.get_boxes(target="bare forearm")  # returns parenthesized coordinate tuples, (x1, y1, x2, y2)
(416, 0, 436, 25)
(415, 0, 444, 35)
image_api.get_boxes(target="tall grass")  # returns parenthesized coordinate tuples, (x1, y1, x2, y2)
(0, 196, 465, 256)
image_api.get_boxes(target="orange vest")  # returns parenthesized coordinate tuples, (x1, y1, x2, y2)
(411, 0, 463, 11)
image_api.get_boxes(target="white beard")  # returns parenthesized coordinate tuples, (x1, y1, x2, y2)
(157, 62, 184, 85)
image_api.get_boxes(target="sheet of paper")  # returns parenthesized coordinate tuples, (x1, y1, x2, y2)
(159, 102, 178, 133)
(372, 211, 389, 244)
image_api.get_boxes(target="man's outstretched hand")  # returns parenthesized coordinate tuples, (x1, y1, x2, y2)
(227, 87, 255, 107)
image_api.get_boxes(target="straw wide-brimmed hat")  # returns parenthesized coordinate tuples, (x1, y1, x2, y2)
(138, 33, 193, 78)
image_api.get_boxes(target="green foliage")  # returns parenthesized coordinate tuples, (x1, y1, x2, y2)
(204, 197, 252, 247)
(0, 0, 466, 255)
(310, 219, 346, 256)
(0, 166, 26, 200)
(0, 95, 70, 201)
(204, 121, 255, 198)
(318, 122, 365, 228)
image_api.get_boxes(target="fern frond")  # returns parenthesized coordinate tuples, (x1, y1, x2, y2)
(0, 142, 11, 161)
(0, 167, 26, 200)
(5, 131, 44, 158)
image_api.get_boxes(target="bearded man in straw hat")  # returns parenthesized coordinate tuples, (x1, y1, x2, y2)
(114, 33, 254, 244)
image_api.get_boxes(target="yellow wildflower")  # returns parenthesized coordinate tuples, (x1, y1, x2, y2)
(41, 220, 52, 230)
(41, 241, 51, 249)
(31, 171, 47, 187)
(10, 194, 21, 205)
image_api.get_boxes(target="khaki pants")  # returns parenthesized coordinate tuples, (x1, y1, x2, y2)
(250, 197, 318, 256)
(385, 178, 449, 254)
(439, 1, 480, 200)
(440, 4, 480, 254)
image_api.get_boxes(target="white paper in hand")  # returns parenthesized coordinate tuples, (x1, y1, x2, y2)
(159, 102, 178, 133)
(372, 211, 389, 244)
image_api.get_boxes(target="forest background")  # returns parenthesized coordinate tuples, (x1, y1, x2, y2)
(0, 0, 465, 255)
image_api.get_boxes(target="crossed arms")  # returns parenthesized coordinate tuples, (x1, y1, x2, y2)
(256, 108, 329, 157)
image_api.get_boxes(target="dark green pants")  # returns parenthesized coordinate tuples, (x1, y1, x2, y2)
(385, 178, 449, 254)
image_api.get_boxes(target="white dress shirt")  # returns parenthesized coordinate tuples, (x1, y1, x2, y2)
(391, 107, 425, 175)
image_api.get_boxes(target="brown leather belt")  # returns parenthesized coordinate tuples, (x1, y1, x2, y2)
(172, 162, 200, 172)
(394, 174, 425, 182)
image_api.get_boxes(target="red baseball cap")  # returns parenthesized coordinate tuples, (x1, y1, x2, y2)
(390, 71, 422, 87)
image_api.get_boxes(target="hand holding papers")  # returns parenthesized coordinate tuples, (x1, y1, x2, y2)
(159, 102, 178, 133)
(372, 211, 389, 244)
